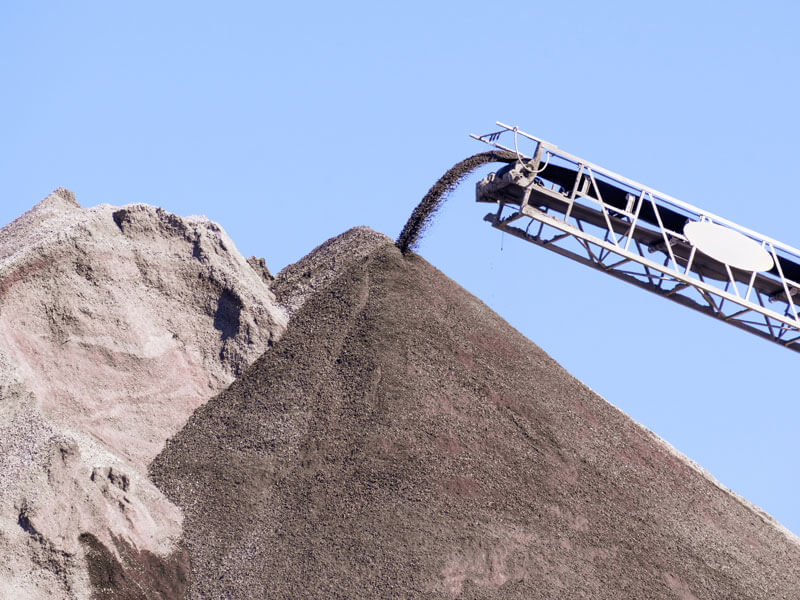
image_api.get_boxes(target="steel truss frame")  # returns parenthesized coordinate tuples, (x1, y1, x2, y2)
(471, 122, 800, 354)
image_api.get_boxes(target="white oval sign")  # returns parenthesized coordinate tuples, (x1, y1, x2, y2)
(684, 221, 774, 272)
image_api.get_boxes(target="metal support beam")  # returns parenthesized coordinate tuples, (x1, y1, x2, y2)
(472, 123, 800, 354)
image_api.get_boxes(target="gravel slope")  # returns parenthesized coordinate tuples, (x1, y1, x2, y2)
(152, 227, 800, 599)
(0, 189, 286, 599)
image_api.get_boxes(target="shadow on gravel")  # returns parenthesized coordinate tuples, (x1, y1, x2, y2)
(213, 288, 243, 340)
(79, 533, 188, 600)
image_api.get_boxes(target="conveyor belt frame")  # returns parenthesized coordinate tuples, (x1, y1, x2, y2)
(472, 122, 800, 353)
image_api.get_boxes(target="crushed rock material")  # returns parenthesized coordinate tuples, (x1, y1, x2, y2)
(0, 189, 286, 599)
(272, 225, 392, 318)
(152, 227, 800, 599)
(396, 150, 515, 253)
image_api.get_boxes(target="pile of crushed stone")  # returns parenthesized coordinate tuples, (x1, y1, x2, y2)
(2, 188, 798, 599)
(0, 189, 286, 599)
(151, 227, 800, 599)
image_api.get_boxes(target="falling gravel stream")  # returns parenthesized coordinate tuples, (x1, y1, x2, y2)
(396, 150, 516, 253)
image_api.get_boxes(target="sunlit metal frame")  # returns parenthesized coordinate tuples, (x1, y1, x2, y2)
(471, 122, 800, 353)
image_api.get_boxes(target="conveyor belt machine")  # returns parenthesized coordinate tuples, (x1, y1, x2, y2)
(473, 122, 800, 353)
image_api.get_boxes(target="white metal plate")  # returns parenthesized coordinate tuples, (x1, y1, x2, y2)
(684, 221, 774, 272)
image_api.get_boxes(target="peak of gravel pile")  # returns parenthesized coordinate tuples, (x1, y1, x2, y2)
(0, 190, 286, 599)
(272, 225, 391, 317)
(152, 228, 800, 599)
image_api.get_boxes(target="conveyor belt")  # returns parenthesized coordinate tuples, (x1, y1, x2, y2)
(471, 122, 800, 351)
(480, 160, 800, 302)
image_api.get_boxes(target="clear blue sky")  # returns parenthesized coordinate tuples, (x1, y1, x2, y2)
(3, 2, 800, 536)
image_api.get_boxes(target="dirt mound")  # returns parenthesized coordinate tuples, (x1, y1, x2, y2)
(0, 190, 286, 598)
(152, 229, 800, 599)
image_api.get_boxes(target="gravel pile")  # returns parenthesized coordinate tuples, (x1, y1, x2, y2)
(0, 190, 286, 599)
(152, 228, 800, 599)
(4, 187, 798, 598)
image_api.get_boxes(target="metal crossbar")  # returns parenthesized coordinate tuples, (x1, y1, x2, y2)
(472, 122, 800, 353)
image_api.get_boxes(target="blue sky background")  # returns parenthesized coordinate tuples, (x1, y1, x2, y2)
(2, 2, 800, 535)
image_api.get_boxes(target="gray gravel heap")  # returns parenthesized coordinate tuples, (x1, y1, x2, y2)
(152, 228, 800, 599)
